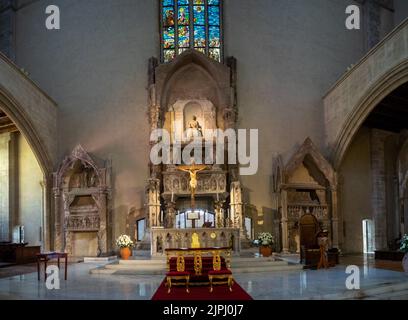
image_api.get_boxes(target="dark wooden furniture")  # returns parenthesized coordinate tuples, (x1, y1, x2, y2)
(299, 214, 320, 265)
(0, 242, 40, 264)
(299, 214, 339, 268)
(36, 252, 68, 281)
(375, 250, 405, 261)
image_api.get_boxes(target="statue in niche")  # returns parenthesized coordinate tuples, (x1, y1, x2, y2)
(87, 170, 98, 187)
(71, 173, 81, 188)
(187, 116, 203, 139)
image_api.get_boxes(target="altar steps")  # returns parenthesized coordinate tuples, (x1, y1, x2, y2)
(89, 257, 303, 276)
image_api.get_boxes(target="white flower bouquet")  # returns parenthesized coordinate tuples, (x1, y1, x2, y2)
(116, 234, 134, 248)
(400, 234, 408, 253)
(258, 232, 274, 246)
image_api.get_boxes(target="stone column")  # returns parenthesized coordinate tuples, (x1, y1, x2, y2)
(96, 189, 107, 255)
(281, 189, 289, 253)
(53, 188, 63, 252)
(230, 181, 245, 238)
(331, 189, 339, 249)
(370, 129, 390, 250)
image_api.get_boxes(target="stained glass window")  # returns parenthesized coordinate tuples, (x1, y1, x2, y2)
(161, 0, 222, 63)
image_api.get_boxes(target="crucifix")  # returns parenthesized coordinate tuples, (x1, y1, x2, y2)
(177, 163, 207, 228)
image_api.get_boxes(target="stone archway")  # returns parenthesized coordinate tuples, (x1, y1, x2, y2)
(324, 20, 408, 170)
(0, 54, 57, 250)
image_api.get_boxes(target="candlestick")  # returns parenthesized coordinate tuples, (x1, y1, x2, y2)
(171, 191, 174, 203)
(160, 210, 163, 224)
(216, 192, 219, 202)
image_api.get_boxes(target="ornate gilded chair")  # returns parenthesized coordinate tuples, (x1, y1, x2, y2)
(166, 254, 190, 293)
(208, 252, 233, 292)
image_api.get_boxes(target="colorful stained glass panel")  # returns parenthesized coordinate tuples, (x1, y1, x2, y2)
(178, 26, 190, 47)
(164, 49, 176, 62)
(161, 0, 222, 63)
(163, 0, 174, 6)
(178, 6, 190, 25)
(194, 25, 206, 47)
(193, 5, 205, 25)
(209, 26, 220, 47)
(162, 7, 175, 26)
(163, 27, 175, 49)
(208, 6, 220, 26)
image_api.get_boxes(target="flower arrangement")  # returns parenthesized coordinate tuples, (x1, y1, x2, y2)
(258, 232, 274, 247)
(400, 234, 408, 253)
(116, 235, 134, 249)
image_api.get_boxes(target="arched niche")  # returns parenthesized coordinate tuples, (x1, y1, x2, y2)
(151, 50, 236, 133)
(165, 99, 217, 141)
(53, 145, 111, 257)
(278, 138, 339, 253)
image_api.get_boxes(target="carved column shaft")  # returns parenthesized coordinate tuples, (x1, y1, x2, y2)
(331, 189, 339, 249)
(97, 190, 108, 255)
(370, 129, 389, 250)
(53, 189, 63, 252)
(281, 189, 289, 253)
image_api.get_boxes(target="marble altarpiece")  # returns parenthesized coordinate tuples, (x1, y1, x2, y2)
(143, 50, 246, 256)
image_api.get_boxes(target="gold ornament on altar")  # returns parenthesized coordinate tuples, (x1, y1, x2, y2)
(210, 232, 217, 239)
(191, 232, 201, 248)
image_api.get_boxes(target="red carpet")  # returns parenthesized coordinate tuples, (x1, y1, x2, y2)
(151, 279, 253, 300)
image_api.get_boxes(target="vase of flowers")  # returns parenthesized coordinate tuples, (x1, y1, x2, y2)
(400, 234, 408, 273)
(258, 232, 274, 257)
(116, 235, 134, 260)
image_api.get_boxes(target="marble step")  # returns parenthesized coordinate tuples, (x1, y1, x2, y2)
(307, 280, 408, 300)
(90, 259, 302, 275)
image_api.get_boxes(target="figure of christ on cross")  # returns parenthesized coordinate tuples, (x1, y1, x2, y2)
(177, 163, 207, 208)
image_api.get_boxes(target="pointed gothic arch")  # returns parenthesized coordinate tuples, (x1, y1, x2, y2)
(0, 53, 57, 250)
(278, 138, 339, 253)
(52, 145, 112, 257)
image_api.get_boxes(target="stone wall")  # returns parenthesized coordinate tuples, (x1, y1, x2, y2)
(0, 133, 10, 241)
(0, 0, 15, 60)
(18, 132, 43, 247)
(338, 127, 372, 253)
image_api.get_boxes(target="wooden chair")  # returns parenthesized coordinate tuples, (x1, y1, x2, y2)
(299, 213, 320, 266)
(166, 255, 190, 293)
(208, 253, 233, 292)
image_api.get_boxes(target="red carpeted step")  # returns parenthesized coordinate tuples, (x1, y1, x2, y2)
(151, 278, 253, 300)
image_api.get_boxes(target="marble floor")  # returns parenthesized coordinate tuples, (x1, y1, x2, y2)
(0, 255, 407, 300)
